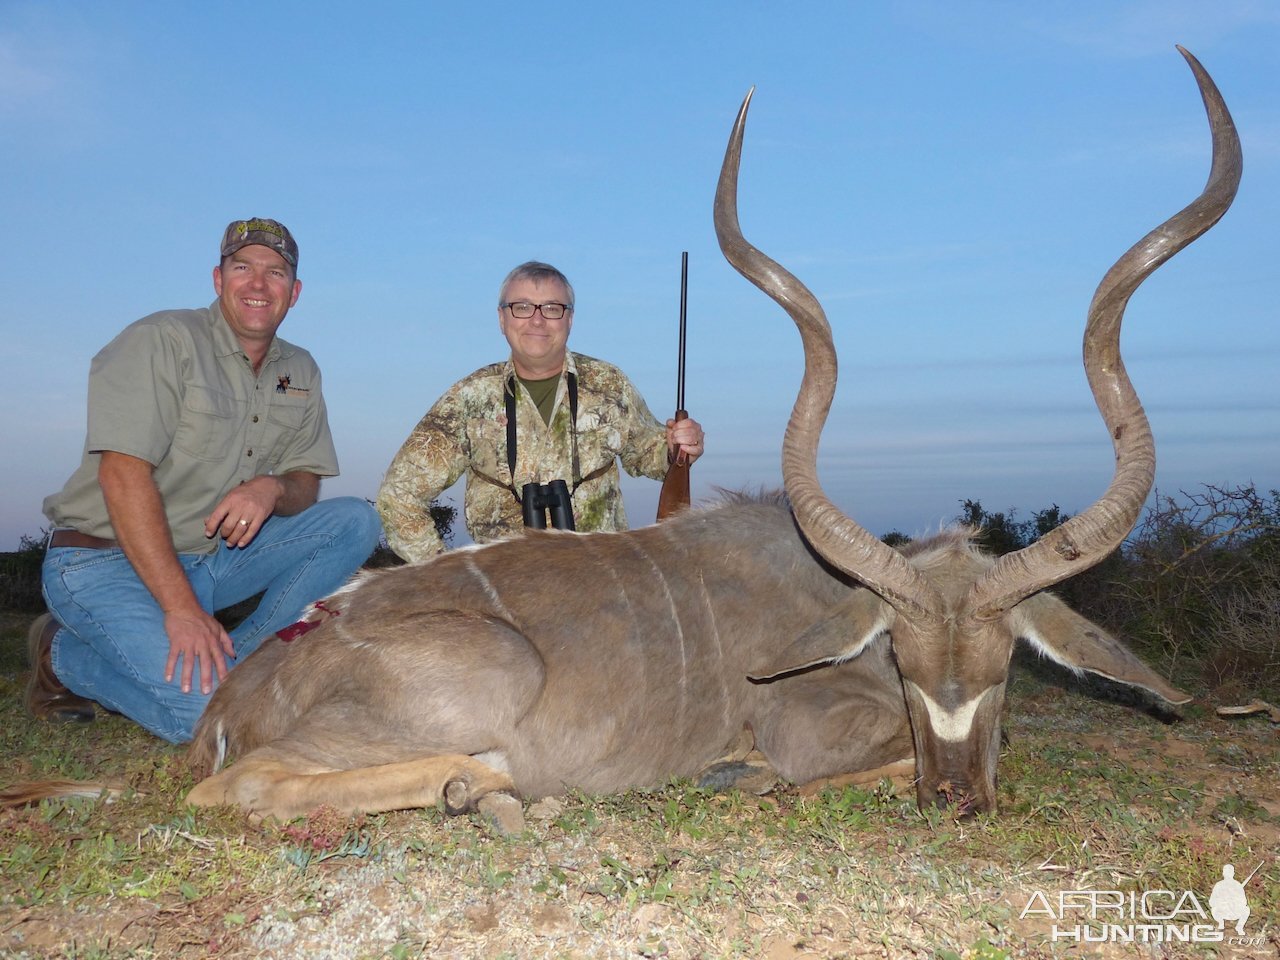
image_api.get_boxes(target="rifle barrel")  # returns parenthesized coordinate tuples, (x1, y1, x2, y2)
(677, 251, 688, 413)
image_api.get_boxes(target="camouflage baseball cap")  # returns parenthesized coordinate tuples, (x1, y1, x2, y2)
(220, 218, 299, 268)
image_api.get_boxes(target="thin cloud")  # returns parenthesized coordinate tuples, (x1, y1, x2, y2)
(0, 35, 59, 111)
(898, 0, 1280, 60)
(0, 8, 112, 121)
(1022, 1, 1280, 59)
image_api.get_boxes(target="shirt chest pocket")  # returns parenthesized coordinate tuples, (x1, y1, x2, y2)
(172, 387, 240, 462)
(259, 398, 308, 466)
(571, 407, 623, 477)
(466, 417, 508, 482)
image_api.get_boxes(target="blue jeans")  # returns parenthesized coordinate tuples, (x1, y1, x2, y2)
(41, 497, 381, 743)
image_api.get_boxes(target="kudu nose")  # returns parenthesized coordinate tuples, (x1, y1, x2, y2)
(919, 779, 996, 818)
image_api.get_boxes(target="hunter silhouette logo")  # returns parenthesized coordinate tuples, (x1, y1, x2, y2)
(1209, 863, 1255, 935)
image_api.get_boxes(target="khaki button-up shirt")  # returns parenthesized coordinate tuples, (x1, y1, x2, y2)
(44, 301, 338, 554)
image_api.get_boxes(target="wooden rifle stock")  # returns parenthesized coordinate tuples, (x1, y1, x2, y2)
(657, 411, 691, 520)
(657, 252, 692, 521)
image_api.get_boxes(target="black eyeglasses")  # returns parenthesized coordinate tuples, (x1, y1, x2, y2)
(501, 301, 573, 320)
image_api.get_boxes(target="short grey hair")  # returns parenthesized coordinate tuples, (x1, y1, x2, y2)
(498, 261, 575, 308)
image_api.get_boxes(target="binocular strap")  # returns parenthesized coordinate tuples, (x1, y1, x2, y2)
(505, 372, 581, 505)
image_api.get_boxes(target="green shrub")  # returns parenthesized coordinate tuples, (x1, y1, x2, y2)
(0, 533, 47, 612)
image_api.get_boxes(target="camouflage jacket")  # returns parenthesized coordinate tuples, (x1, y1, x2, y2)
(377, 352, 670, 561)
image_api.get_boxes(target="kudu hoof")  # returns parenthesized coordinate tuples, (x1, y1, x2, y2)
(443, 778, 472, 816)
(696, 759, 778, 796)
(476, 792, 525, 836)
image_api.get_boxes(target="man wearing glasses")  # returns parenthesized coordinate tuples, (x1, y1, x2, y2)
(377, 261, 705, 560)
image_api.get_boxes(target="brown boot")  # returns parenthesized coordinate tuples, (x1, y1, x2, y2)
(25, 614, 96, 723)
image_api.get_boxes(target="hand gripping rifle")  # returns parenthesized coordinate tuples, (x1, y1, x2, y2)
(656, 252, 692, 521)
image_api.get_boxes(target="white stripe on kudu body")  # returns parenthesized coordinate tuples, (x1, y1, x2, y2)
(465, 555, 516, 623)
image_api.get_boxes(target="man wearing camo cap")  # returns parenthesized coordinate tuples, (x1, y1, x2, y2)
(377, 260, 705, 560)
(31, 218, 381, 742)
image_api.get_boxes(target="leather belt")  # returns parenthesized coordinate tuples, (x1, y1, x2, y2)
(49, 529, 120, 550)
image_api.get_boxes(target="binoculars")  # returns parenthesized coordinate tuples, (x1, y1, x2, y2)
(521, 479, 576, 530)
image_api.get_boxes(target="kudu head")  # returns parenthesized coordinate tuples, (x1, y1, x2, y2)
(718, 48, 1241, 814)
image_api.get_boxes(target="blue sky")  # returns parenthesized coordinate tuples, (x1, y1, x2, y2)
(2, 1, 1277, 551)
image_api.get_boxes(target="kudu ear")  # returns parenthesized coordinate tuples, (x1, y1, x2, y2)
(749, 590, 891, 681)
(1011, 593, 1191, 705)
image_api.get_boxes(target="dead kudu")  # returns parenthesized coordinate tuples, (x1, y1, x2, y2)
(3, 49, 1238, 827)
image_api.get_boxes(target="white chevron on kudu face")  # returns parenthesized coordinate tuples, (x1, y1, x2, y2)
(903, 681, 999, 744)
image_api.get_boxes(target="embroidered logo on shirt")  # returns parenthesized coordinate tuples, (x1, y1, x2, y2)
(276, 374, 309, 397)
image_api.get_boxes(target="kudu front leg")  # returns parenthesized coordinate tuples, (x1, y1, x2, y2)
(186, 750, 518, 824)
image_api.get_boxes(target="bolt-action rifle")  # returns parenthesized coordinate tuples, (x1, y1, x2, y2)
(656, 252, 692, 521)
